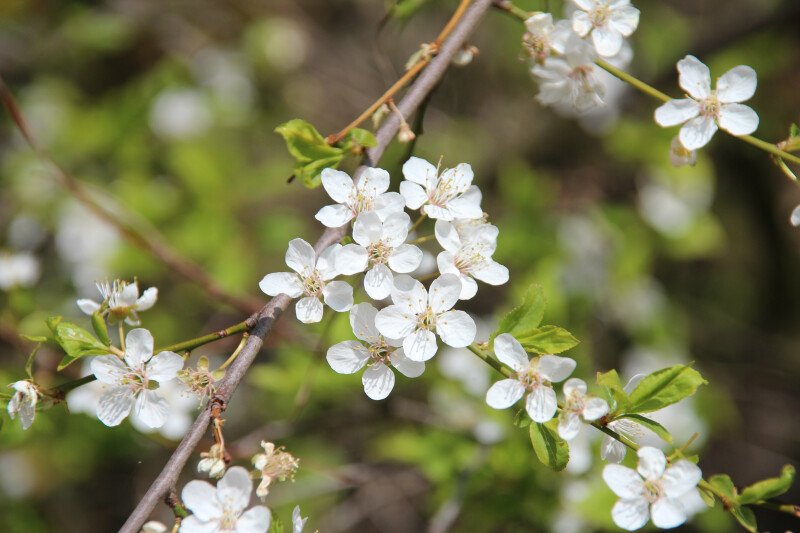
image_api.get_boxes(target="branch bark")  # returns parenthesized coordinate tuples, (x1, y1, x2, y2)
(118, 1, 493, 530)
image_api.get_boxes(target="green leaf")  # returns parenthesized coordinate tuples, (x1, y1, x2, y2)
(492, 284, 546, 342)
(516, 325, 579, 354)
(626, 365, 707, 414)
(24, 341, 45, 379)
(618, 414, 672, 443)
(597, 369, 629, 411)
(790, 122, 799, 139)
(47, 317, 109, 371)
(339, 128, 377, 151)
(274, 119, 345, 188)
(730, 506, 757, 532)
(738, 465, 795, 505)
(91, 311, 111, 346)
(513, 408, 532, 428)
(529, 419, 569, 471)
(709, 474, 738, 503)
(269, 516, 284, 533)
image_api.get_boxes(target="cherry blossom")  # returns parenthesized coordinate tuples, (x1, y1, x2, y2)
(252, 441, 300, 499)
(485, 333, 576, 423)
(571, 0, 640, 57)
(7, 380, 40, 430)
(335, 212, 423, 300)
(315, 167, 404, 228)
(655, 55, 759, 150)
(180, 466, 271, 533)
(523, 12, 572, 63)
(435, 219, 508, 299)
(557, 378, 609, 440)
(603, 446, 702, 530)
(601, 374, 645, 462)
(259, 238, 353, 323)
(399, 157, 483, 221)
(375, 274, 476, 362)
(76, 279, 158, 326)
(90, 328, 183, 428)
(668, 136, 697, 167)
(327, 303, 425, 399)
(532, 34, 605, 113)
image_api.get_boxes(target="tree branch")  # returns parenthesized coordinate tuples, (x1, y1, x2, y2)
(118, 1, 494, 530)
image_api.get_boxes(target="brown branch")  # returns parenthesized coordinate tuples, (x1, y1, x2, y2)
(118, 0, 494, 530)
(0, 78, 263, 315)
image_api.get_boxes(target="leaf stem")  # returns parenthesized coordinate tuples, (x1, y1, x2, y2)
(217, 333, 250, 372)
(156, 319, 254, 354)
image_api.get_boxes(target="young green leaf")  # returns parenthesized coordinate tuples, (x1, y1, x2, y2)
(729, 506, 757, 533)
(491, 284, 546, 342)
(596, 369, 629, 411)
(617, 414, 673, 443)
(738, 465, 795, 505)
(626, 365, 707, 414)
(274, 119, 345, 188)
(339, 128, 377, 152)
(529, 419, 569, 471)
(293, 155, 344, 188)
(47, 317, 109, 371)
(91, 311, 111, 346)
(515, 325, 579, 354)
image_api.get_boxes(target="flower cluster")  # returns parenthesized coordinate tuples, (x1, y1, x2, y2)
(260, 157, 508, 399)
(77, 279, 158, 326)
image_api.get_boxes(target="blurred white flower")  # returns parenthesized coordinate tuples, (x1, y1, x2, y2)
(149, 89, 212, 140)
(0, 252, 40, 290)
(76, 279, 158, 326)
(399, 157, 483, 221)
(669, 136, 697, 167)
(56, 203, 119, 294)
(7, 380, 40, 430)
(532, 34, 604, 113)
(523, 12, 572, 63)
(198, 443, 227, 479)
(571, 0, 640, 57)
(292, 506, 308, 533)
(557, 378, 609, 440)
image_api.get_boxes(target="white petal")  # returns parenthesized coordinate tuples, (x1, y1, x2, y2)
(237, 506, 272, 533)
(315, 204, 353, 228)
(402, 156, 438, 187)
(400, 181, 428, 210)
(286, 238, 316, 274)
(493, 333, 529, 372)
(402, 328, 438, 362)
(134, 389, 168, 428)
(388, 245, 423, 274)
(609, 4, 639, 36)
(119, 282, 140, 306)
(362, 363, 395, 400)
(335, 244, 369, 275)
(525, 385, 558, 422)
(582, 397, 610, 421)
(364, 264, 394, 301)
(349, 302, 380, 342)
(446, 186, 483, 220)
(315, 244, 340, 280)
(390, 274, 428, 313)
(662, 460, 703, 498)
(524, 12, 553, 34)
(428, 274, 461, 313)
(125, 328, 154, 367)
(135, 287, 158, 311)
(390, 349, 425, 378)
(439, 163, 473, 193)
(374, 192, 406, 221)
(436, 251, 460, 277)
(716, 65, 757, 103)
(434, 220, 461, 252)
(375, 305, 417, 339)
(677, 55, 711, 100)
(573, 0, 596, 11)
(292, 506, 308, 533)
(611, 498, 651, 531)
(352, 211, 382, 246)
(295, 296, 323, 323)
(91, 355, 128, 385)
(321, 168, 355, 204)
(456, 274, 478, 300)
(654, 99, 700, 127)
(718, 103, 758, 136)
(572, 10, 592, 37)
(471, 260, 509, 286)
(637, 446, 667, 480)
(679, 115, 718, 150)
(259, 272, 303, 298)
(436, 310, 476, 348)
(76, 299, 101, 315)
(381, 211, 412, 247)
(537, 355, 576, 383)
(592, 26, 623, 57)
(563, 378, 587, 397)
(603, 464, 646, 499)
(322, 281, 353, 312)
(624, 374, 646, 393)
(602, 437, 628, 463)
(181, 480, 222, 521)
(485, 378, 525, 409)
(423, 203, 453, 221)
(357, 167, 390, 197)
(651, 498, 687, 529)
(218, 466, 253, 513)
(178, 516, 217, 533)
(326, 341, 369, 374)
(147, 351, 184, 382)
(96, 387, 134, 426)
(558, 412, 582, 440)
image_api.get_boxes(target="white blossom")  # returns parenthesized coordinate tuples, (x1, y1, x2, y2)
(557, 378, 609, 440)
(76, 279, 158, 326)
(90, 328, 183, 428)
(655, 55, 759, 150)
(7, 380, 40, 430)
(668, 136, 697, 167)
(485, 333, 576, 423)
(259, 238, 353, 323)
(375, 274, 476, 362)
(523, 12, 572, 63)
(335, 212, 423, 300)
(252, 441, 300, 500)
(315, 167, 404, 227)
(399, 157, 483, 221)
(601, 373, 645, 463)
(435, 219, 508, 299)
(571, 0, 640, 57)
(0, 252, 40, 290)
(532, 34, 605, 113)
(292, 506, 308, 533)
(198, 443, 227, 479)
(180, 466, 271, 533)
(603, 447, 702, 530)
(327, 303, 425, 400)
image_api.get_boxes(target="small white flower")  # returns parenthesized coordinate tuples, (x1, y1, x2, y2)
(375, 274, 476, 362)
(76, 279, 158, 326)
(435, 219, 508, 300)
(523, 12, 572, 63)
(252, 441, 300, 500)
(0, 252, 40, 290)
(198, 443, 227, 479)
(90, 328, 183, 428)
(532, 35, 605, 113)
(259, 238, 353, 323)
(335, 212, 423, 300)
(485, 333, 576, 423)
(399, 157, 483, 221)
(315, 167, 404, 227)
(7, 380, 40, 430)
(603, 446, 702, 530)
(557, 378, 609, 440)
(668, 136, 697, 167)
(180, 466, 271, 533)
(292, 506, 308, 533)
(601, 374, 646, 462)
(572, 0, 640, 57)
(327, 303, 425, 400)
(655, 55, 759, 150)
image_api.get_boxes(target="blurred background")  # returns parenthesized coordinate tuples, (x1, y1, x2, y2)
(1, 0, 799, 531)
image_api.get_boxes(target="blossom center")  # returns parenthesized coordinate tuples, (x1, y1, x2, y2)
(565, 392, 585, 414)
(302, 270, 325, 297)
(368, 338, 393, 365)
(218, 506, 240, 532)
(642, 479, 664, 503)
(454, 243, 489, 273)
(518, 367, 547, 392)
(367, 241, 392, 265)
(417, 307, 437, 330)
(351, 190, 375, 214)
(699, 92, 721, 118)
(590, 5, 611, 27)
(523, 33, 549, 62)
(428, 178, 457, 208)
(121, 368, 150, 392)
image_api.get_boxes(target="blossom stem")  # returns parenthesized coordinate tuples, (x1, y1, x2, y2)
(217, 333, 249, 372)
(410, 213, 428, 233)
(156, 318, 255, 354)
(410, 234, 436, 244)
(44, 374, 96, 397)
(491, 0, 530, 21)
(119, 322, 126, 352)
(467, 344, 515, 378)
